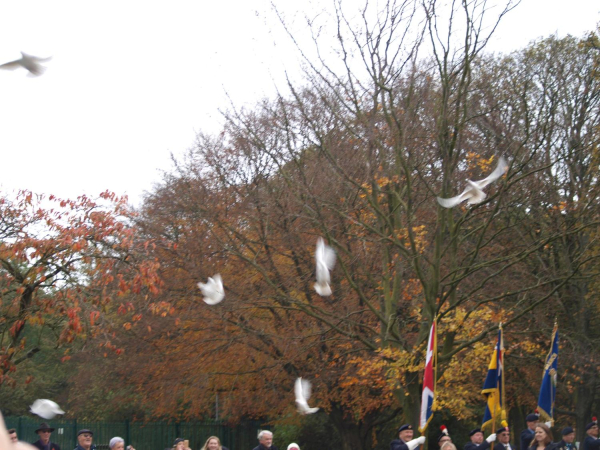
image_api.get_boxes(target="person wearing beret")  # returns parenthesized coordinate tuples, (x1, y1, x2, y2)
(494, 427, 515, 450)
(583, 419, 600, 450)
(465, 428, 497, 450)
(553, 427, 577, 450)
(521, 414, 539, 450)
(391, 424, 426, 450)
(74, 430, 96, 450)
(32, 423, 61, 450)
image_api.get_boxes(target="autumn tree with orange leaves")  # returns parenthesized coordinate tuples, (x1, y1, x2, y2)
(61, 5, 600, 450)
(0, 190, 161, 389)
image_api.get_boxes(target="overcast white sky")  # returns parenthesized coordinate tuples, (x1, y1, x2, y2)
(0, 0, 598, 207)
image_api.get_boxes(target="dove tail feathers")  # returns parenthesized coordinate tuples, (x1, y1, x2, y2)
(314, 282, 332, 296)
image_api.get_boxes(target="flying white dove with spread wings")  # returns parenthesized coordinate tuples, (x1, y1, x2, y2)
(294, 377, 319, 415)
(197, 274, 225, 305)
(0, 52, 52, 76)
(437, 156, 508, 208)
(30, 399, 64, 420)
(314, 237, 336, 296)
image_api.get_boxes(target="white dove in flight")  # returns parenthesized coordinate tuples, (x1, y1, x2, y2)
(437, 156, 508, 208)
(197, 274, 225, 305)
(314, 237, 336, 296)
(294, 377, 319, 415)
(0, 52, 52, 76)
(30, 399, 65, 419)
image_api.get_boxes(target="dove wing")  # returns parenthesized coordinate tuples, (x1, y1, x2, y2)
(301, 379, 312, 400)
(294, 378, 305, 402)
(473, 156, 508, 189)
(437, 188, 474, 208)
(0, 60, 21, 71)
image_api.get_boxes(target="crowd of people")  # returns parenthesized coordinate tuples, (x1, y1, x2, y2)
(4, 413, 600, 450)
(390, 415, 600, 450)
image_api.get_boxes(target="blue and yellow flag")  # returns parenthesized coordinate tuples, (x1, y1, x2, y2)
(482, 327, 505, 429)
(537, 324, 559, 423)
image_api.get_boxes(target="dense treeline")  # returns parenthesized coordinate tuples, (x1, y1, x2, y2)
(1, 1, 599, 450)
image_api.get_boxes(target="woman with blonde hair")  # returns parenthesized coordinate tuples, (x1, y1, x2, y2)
(201, 436, 229, 450)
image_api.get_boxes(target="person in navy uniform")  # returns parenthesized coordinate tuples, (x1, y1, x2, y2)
(495, 426, 515, 450)
(521, 414, 539, 450)
(391, 424, 426, 450)
(464, 429, 497, 450)
(583, 419, 600, 450)
(553, 427, 577, 450)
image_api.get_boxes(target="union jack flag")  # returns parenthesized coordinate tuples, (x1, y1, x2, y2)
(419, 320, 436, 432)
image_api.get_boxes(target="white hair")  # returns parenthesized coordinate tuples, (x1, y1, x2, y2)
(287, 443, 300, 450)
(258, 430, 273, 440)
(110, 437, 125, 449)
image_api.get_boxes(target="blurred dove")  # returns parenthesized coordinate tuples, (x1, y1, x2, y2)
(314, 237, 336, 296)
(0, 52, 52, 76)
(30, 399, 64, 419)
(197, 274, 224, 305)
(294, 377, 319, 415)
(437, 156, 508, 208)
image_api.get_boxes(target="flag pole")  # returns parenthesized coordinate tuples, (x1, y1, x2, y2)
(500, 324, 506, 425)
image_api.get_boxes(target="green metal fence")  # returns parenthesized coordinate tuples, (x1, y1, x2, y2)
(5, 416, 266, 450)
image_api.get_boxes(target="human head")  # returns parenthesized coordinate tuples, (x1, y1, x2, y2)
(77, 430, 94, 450)
(586, 420, 599, 438)
(469, 429, 484, 444)
(258, 430, 273, 448)
(287, 444, 300, 450)
(36, 423, 55, 444)
(110, 437, 125, 450)
(526, 414, 539, 431)
(174, 438, 185, 450)
(204, 436, 221, 450)
(398, 424, 414, 442)
(534, 424, 553, 446)
(438, 428, 452, 448)
(8, 428, 18, 443)
(562, 427, 575, 444)
(441, 443, 457, 450)
(497, 427, 510, 444)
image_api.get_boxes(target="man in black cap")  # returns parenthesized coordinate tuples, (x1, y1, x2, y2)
(74, 429, 96, 450)
(32, 423, 60, 450)
(464, 429, 497, 450)
(583, 419, 600, 450)
(439, 427, 452, 448)
(553, 427, 577, 450)
(391, 425, 426, 450)
(494, 427, 514, 450)
(520, 414, 539, 450)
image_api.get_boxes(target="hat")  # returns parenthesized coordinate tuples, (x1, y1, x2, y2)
(398, 424, 414, 433)
(287, 444, 300, 450)
(174, 438, 185, 446)
(526, 413, 540, 422)
(562, 427, 574, 436)
(586, 418, 598, 431)
(36, 423, 55, 433)
(438, 425, 450, 442)
(497, 427, 509, 434)
(77, 429, 93, 437)
(469, 429, 482, 437)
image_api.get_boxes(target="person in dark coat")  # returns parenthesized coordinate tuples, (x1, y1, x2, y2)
(464, 428, 497, 450)
(583, 419, 600, 450)
(391, 425, 426, 450)
(521, 414, 539, 450)
(74, 429, 96, 450)
(494, 426, 516, 450)
(253, 430, 278, 450)
(553, 427, 577, 450)
(32, 423, 61, 450)
(527, 423, 554, 450)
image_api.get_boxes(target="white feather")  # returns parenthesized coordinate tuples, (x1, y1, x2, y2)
(0, 52, 52, 76)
